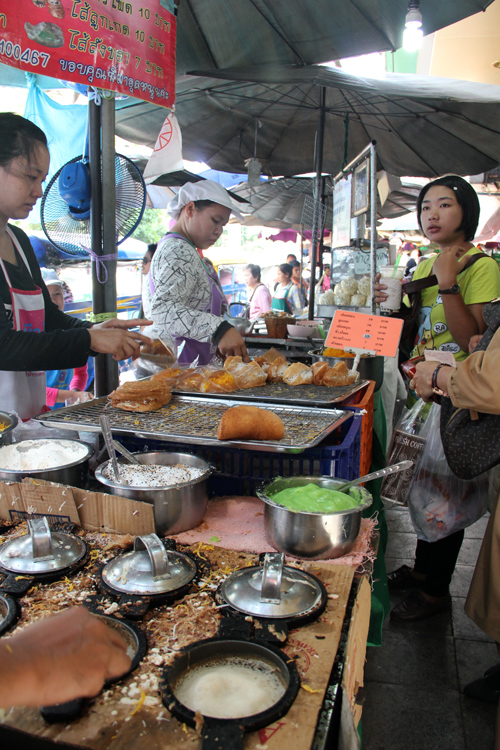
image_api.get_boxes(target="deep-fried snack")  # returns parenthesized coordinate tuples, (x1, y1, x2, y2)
(322, 361, 358, 387)
(151, 367, 182, 385)
(177, 369, 205, 392)
(217, 405, 285, 441)
(108, 379, 171, 412)
(261, 347, 283, 363)
(200, 369, 238, 393)
(223, 355, 243, 371)
(253, 355, 268, 371)
(225, 361, 267, 389)
(311, 361, 329, 385)
(267, 356, 289, 383)
(282, 362, 313, 386)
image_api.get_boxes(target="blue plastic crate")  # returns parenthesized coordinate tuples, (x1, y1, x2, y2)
(120, 413, 361, 497)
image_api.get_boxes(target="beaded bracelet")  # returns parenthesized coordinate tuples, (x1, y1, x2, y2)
(431, 363, 450, 396)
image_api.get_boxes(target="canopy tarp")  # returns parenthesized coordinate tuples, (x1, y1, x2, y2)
(174, 0, 495, 75)
(116, 65, 500, 179)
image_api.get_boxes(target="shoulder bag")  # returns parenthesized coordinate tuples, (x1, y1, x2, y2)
(396, 253, 488, 363)
(440, 299, 500, 479)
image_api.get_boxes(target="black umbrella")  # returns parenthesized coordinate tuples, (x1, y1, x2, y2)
(116, 65, 500, 179)
(174, 0, 495, 75)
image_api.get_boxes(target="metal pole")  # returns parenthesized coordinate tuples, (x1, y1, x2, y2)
(101, 95, 118, 393)
(88, 98, 107, 396)
(370, 142, 378, 314)
(308, 87, 326, 321)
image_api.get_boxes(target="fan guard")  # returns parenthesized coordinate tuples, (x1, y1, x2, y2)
(41, 154, 146, 257)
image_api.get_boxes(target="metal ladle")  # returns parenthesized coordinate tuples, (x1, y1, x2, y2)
(112, 440, 142, 465)
(335, 459, 413, 493)
(99, 415, 123, 483)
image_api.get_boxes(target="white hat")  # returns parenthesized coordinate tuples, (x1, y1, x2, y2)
(167, 180, 244, 220)
(41, 268, 63, 287)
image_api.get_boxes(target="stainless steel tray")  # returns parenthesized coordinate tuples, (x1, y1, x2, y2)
(174, 379, 369, 407)
(33, 396, 353, 454)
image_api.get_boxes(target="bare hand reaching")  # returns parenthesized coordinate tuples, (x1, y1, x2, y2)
(89, 318, 153, 361)
(218, 327, 250, 361)
(0, 607, 131, 708)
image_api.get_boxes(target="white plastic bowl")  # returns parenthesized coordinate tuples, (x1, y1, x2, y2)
(287, 323, 319, 339)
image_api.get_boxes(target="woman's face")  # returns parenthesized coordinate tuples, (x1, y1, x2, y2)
(276, 268, 290, 285)
(324, 267, 331, 276)
(142, 251, 153, 275)
(0, 144, 49, 223)
(243, 268, 257, 287)
(291, 265, 301, 281)
(183, 202, 231, 250)
(419, 185, 466, 247)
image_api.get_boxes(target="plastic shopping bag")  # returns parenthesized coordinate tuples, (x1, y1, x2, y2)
(381, 398, 434, 506)
(407, 402, 489, 542)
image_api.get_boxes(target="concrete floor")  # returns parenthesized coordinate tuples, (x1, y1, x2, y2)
(362, 505, 498, 750)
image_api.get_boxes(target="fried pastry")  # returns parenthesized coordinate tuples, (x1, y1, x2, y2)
(223, 355, 243, 371)
(311, 361, 329, 385)
(282, 362, 313, 386)
(267, 356, 289, 383)
(200, 369, 238, 393)
(177, 369, 205, 391)
(322, 361, 359, 387)
(227, 361, 267, 389)
(108, 380, 171, 412)
(217, 405, 285, 441)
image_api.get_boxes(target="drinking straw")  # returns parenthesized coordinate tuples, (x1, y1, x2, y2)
(392, 253, 402, 278)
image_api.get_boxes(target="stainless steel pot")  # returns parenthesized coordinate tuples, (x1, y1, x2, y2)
(0, 412, 18, 445)
(95, 451, 211, 536)
(257, 476, 372, 560)
(308, 349, 384, 391)
(0, 438, 93, 486)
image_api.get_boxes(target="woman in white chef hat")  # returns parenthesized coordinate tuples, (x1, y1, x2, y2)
(146, 180, 250, 364)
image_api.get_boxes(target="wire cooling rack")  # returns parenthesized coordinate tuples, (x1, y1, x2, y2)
(34, 395, 353, 454)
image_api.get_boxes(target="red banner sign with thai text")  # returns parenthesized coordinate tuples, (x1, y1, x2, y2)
(0, 0, 176, 107)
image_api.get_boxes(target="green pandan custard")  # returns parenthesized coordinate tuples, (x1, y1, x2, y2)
(269, 483, 362, 513)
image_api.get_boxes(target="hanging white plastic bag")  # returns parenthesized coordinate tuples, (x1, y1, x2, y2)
(407, 402, 489, 542)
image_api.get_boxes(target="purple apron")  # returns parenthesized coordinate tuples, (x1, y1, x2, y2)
(150, 233, 226, 366)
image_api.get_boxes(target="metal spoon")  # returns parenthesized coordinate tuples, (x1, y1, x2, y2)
(335, 460, 413, 492)
(112, 440, 142, 465)
(99, 415, 123, 483)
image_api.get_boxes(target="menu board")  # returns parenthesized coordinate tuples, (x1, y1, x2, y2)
(0, 0, 176, 107)
(325, 309, 403, 358)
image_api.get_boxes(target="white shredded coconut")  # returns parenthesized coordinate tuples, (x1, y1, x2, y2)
(101, 463, 204, 488)
(0, 439, 88, 471)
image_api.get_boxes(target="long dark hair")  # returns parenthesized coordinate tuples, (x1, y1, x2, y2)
(416, 175, 480, 242)
(0, 113, 48, 168)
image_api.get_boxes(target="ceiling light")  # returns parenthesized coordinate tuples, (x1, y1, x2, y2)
(403, 0, 423, 53)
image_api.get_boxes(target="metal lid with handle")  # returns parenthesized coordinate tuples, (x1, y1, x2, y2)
(101, 533, 197, 595)
(0, 517, 87, 574)
(219, 552, 324, 618)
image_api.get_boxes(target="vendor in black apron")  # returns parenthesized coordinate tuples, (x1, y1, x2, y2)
(272, 263, 304, 315)
(0, 114, 152, 420)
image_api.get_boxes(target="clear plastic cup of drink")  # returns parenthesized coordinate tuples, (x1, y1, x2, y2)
(379, 265, 405, 313)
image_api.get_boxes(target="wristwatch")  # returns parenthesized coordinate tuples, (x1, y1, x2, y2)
(439, 284, 460, 295)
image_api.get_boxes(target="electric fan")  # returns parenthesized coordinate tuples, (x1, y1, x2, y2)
(41, 154, 146, 257)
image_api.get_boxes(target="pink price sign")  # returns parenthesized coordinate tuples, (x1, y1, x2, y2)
(325, 309, 404, 358)
(0, 0, 176, 107)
